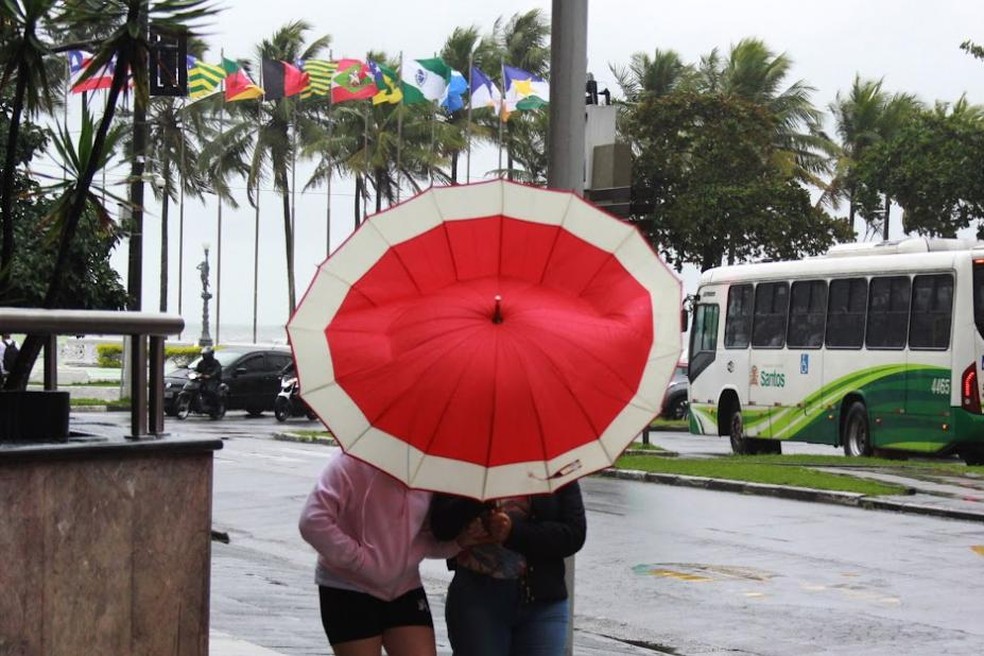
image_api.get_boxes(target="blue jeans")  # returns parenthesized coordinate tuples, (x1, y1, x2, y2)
(445, 568, 569, 656)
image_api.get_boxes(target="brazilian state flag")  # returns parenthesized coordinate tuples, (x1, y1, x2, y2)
(262, 59, 309, 100)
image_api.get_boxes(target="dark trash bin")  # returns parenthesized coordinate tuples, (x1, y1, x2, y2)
(0, 390, 70, 442)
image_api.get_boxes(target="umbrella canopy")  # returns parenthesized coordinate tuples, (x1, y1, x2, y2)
(288, 180, 681, 500)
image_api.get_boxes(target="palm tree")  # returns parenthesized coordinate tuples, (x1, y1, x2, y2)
(827, 75, 922, 238)
(247, 20, 331, 315)
(698, 38, 835, 186)
(0, 0, 59, 300)
(142, 96, 211, 312)
(490, 9, 551, 182)
(611, 49, 695, 103)
(439, 25, 498, 183)
(3, 0, 216, 390)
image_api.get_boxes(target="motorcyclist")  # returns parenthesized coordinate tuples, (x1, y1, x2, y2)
(195, 346, 223, 409)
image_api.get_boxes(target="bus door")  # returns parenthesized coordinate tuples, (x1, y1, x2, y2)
(864, 275, 912, 438)
(747, 281, 790, 438)
(721, 284, 755, 435)
(780, 280, 828, 442)
(904, 273, 954, 437)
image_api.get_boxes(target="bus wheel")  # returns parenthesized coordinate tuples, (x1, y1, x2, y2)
(729, 410, 753, 455)
(843, 401, 872, 457)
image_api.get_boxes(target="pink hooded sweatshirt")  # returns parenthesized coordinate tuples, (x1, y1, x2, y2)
(298, 452, 460, 601)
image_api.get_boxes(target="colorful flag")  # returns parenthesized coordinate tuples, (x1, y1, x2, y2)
(503, 65, 549, 119)
(367, 59, 402, 105)
(262, 59, 309, 100)
(298, 59, 337, 99)
(401, 58, 450, 105)
(469, 66, 502, 113)
(222, 57, 263, 102)
(186, 55, 226, 99)
(67, 50, 116, 93)
(441, 68, 468, 112)
(331, 59, 377, 103)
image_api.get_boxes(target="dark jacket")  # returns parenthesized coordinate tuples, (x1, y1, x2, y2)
(430, 482, 586, 603)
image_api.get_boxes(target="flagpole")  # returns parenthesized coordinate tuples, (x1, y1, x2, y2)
(290, 92, 298, 316)
(396, 52, 403, 203)
(252, 178, 260, 344)
(326, 50, 334, 257)
(215, 50, 225, 347)
(466, 54, 473, 184)
(498, 56, 504, 178)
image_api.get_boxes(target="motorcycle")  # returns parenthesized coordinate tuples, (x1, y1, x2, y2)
(175, 371, 227, 420)
(274, 371, 316, 422)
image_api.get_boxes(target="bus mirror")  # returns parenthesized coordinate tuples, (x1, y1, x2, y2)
(681, 309, 688, 332)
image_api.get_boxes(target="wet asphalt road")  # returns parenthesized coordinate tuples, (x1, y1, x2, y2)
(74, 414, 984, 654)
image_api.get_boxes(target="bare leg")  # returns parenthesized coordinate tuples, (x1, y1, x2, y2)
(381, 625, 437, 656)
(332, 636, 384, 656)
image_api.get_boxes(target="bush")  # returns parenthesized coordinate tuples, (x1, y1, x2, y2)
(95, 343, 203, 369)
(166, 345, 201, 368)
(96, 344, 123, 368)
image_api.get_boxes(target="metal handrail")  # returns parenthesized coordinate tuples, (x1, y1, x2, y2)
(0, 309, 185, 439)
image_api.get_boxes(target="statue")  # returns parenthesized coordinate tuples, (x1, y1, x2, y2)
(197, 251, 211, 297)
(198, 246, 213, 347)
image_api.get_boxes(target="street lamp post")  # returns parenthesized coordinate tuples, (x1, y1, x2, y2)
(197, 244, 213, 347)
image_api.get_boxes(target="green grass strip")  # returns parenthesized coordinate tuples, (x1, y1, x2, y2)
(615, 455, 910, 495)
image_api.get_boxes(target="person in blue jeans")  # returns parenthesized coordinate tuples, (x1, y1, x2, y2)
(429, 482, 587, 656)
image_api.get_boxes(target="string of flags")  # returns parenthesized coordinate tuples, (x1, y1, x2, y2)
(68, 51, 549, 120)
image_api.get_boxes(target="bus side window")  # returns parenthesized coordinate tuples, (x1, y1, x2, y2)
(751, 282, 788, 349)
(909, 274, 953, 349)
(787, 280, 827, 349)
(866, 275, 910, 349)
(826, 278, 867, 348)
(724, 284, 753, 348)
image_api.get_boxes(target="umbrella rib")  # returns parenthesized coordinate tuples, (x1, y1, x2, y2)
(398, 331, 490, 486)
(481, 331, 501, 501)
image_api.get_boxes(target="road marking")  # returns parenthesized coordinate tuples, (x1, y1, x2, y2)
(972, 545, 984, 557)
(633, 563, 773, 583)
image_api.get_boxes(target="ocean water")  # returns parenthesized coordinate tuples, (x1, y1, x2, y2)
(174, 322, 289, 346)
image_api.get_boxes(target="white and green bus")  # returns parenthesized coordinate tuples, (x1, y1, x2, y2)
(687, 237, 984, 465)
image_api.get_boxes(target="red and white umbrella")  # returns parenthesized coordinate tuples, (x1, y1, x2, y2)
(287, 180, 681, 500)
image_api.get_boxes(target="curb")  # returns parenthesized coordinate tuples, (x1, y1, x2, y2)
(274, 432, 984, 524)
(599, 468, 982, 523)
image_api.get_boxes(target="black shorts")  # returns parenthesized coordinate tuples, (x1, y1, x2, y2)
(318, 585, 434, 645)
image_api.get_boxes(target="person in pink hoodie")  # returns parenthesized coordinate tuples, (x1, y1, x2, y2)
(299, 452, 500, 656)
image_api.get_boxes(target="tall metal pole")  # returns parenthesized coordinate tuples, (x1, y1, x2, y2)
(548, 5, 587, 655)
(548, 0, 587, 196)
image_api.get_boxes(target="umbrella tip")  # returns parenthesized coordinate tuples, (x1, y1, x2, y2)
(493, 295, 503, 324)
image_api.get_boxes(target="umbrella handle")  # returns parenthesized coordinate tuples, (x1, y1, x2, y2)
(492, 295, 503, 324)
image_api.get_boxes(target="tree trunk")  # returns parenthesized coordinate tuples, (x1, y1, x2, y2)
(354, 175, 362, 228)
(882, 195, 891, 241)
(0, 67, 29, 296)
(281, 183, 295, 315)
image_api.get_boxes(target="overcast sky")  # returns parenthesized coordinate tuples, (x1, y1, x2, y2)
(103, 0, 984, 339)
